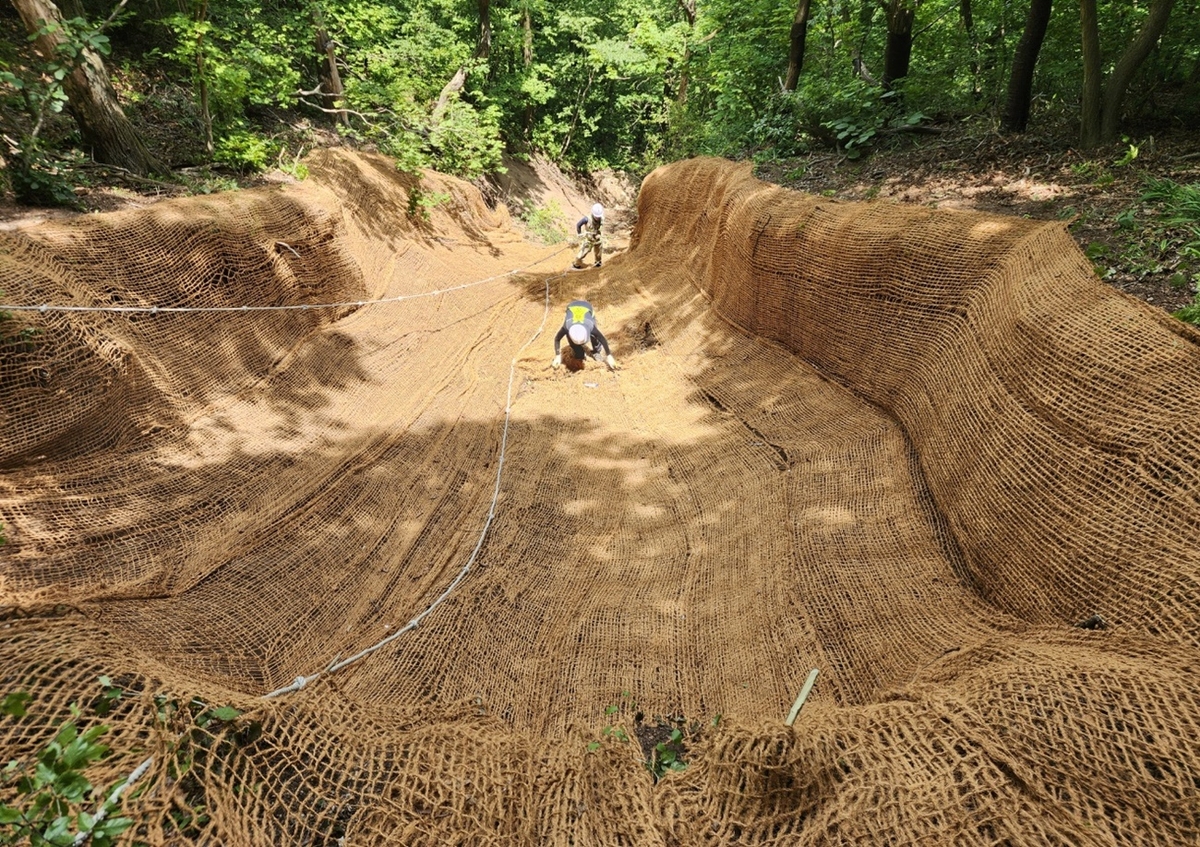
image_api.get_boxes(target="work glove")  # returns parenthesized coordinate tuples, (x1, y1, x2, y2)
(551, 354, 562, 369)
(605, 354, 618, 370)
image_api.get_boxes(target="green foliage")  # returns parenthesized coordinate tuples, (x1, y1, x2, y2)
(1142, 176, 1200, 325)
(1, 675, 258, 847)
(645, 724, 687, 780)
(1, 693, 31, 718)
(586, 694, 715, 782)
(152, 695, 256, 840)
(213, 126, 280, 173)
(3, 144, 81, 207)
(0, 690, 134, 847)
(1174, 295, 1200, 327)
(2, 0, 1195, 183)
(406, 181, 452, 222)
(157, 4, 302, 128)
(817, 89, 925, 159)
(91, 678, 124, 719)
(275, 149, 309, 180)
(429, 99, 505, 180)
(1142, 177, 1200, 229)
(1080, 173, 1200, 297)
(587, 691, 636, 751)
(1, 15, 112, 206)
(1113, 140, 1140, 169)
(519, 199, 568, 244)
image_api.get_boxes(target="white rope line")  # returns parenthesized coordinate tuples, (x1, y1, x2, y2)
(50, 242, 580, 829)
(263, 266, 564, 699)
(0, 246, 570, 315)
(71, 754, 154, 846)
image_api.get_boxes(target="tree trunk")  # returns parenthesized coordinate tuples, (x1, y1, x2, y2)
(559, 67, 595, 160)
(1079, 0, 1103, 147)
(312, 5, 348, 127)
(194, 0, 213, 152)
(675, 0, 696, 103)
(882, 0, 916, 90)
(522, 2, 533, 137)
(783, 0, 813, 92)
(12, 0, 164, 174)
(1001, 0, 1052, 133)
(476, 0, 492, 59)
(1098, 0, 1175, 143)
(433, 0, 491, 123)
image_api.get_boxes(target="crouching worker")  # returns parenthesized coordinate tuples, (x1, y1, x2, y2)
(552, 299, 618, 370)
(573, 203, 604, 269)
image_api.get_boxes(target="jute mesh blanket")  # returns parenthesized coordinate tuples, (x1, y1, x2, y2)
(2, 152, 1198, 844)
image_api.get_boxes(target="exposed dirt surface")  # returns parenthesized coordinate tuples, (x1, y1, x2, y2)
(485, 152, 639, 255)
(755, 124, 1200, 314)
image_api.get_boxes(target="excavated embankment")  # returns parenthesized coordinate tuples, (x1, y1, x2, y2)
(2, 151, 1198, 845)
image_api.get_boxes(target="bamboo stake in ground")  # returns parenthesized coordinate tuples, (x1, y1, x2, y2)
(785, 668, 820, 726)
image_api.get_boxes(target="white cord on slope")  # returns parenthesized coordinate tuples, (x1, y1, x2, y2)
(263, 267, 564, 699)
(71, 754, 154, 846)
(57, 245, 579, 835)
(0, 247, 569, 315)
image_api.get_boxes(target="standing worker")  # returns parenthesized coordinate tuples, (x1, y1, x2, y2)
(572, 203, 605, 269)
(552, 299, 618, 370)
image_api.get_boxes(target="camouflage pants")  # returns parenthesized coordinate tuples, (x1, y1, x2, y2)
(574, 233, 601, 266)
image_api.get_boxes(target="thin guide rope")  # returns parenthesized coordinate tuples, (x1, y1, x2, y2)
(0, 246, 570, 315)
(263, 267, 565, 699)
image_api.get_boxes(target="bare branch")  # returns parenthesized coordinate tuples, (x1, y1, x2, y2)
(97, 0, 130, 32)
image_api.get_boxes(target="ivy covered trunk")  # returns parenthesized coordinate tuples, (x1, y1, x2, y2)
(12, 0, 164, 175)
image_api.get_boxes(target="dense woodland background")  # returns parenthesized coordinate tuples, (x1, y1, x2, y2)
(2, 0, 1200, 318)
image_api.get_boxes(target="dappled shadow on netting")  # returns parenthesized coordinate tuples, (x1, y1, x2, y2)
(3, 150, 1200, 846)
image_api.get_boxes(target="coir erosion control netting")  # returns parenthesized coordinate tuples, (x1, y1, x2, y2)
(2, 152, 1199, 845)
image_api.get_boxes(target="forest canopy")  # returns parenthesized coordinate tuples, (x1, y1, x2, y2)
(1, 0, 1197, 191)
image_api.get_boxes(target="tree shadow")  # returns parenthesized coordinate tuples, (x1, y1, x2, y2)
(5, 151, 1200, 747)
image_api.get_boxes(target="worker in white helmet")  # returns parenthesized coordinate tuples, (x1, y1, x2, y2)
(572, 203, 605, 269)
(552, 299, 617, 370)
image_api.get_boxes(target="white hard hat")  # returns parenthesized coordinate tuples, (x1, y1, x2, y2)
(568, 324, 588, 346)
(591, 203, 604, 219)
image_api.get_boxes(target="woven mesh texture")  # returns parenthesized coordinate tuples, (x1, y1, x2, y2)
(2, 152, 1199, 844)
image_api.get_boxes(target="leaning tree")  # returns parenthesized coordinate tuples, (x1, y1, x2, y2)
(10, 0, 163, 174)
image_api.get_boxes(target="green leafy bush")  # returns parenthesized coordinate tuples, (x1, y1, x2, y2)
(213, 127, 279, 172)
(4, 143, 82, 207)
(0, 692, 134, 847)
(519, 199, 568, 244)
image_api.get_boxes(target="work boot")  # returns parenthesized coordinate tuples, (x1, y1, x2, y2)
(594, 260, 602, 268)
